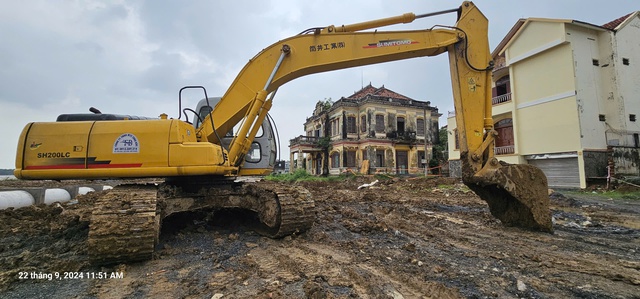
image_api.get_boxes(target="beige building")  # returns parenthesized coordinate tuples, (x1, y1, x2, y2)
(290, 84, 441, 175)
(448, 11, 640, 188)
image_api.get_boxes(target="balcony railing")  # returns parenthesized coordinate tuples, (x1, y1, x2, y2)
(290, 135, 319, 146)
(492, 92, 512, 105)
(494, 145, 514, 155)
(493, 61, 507, 72)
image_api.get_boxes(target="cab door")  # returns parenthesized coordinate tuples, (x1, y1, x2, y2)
(194, 98, 277, 175)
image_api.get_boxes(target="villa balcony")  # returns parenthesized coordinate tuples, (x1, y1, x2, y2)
(290, 135, 319, 146)
(494, 145, 514, 155)
(492, 93, 512, 105)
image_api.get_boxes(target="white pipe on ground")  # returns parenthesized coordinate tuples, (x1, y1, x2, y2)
(0, 191, 35, 209)
(0, 185, 113, 209)
(43, 188, 72, 205)
(78, 187, 95, 195)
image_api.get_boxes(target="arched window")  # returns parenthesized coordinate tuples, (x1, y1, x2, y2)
(494, 118, 514, 155)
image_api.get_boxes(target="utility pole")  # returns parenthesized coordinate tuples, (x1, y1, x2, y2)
(424, 108, 428, 176)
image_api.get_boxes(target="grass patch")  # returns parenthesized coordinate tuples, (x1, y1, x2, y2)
(265, 169, 352, 183)
(566, 190, 640, 200)
(436, 184, 456, 190)
(373, 173, 393, 181)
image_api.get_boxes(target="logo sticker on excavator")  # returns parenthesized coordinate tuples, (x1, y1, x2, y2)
(113, 133, 139, 153)
(309, 42, 345, 52)
(30, 141, 42, 150)
(363, 39, 418, 49)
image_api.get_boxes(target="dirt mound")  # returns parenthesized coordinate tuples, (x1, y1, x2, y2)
(0, 203, 88, 291)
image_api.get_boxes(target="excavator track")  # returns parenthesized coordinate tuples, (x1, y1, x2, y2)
(247, 183, 316, 238)
(87, 180, 315, 265)
(88, 184, 160, 265)
(161, 180, 317, 238)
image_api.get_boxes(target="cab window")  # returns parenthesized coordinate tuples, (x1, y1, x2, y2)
(246, 142, 261, 163)
(196, 106, 213, 128)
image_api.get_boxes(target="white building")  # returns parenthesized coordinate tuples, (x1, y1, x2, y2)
(448, 11, 640, 188)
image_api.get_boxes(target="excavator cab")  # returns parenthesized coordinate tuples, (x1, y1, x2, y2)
(193, 97, 278, 176)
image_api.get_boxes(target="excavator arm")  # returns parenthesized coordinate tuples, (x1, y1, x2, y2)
(198, 1, 552, 231)
(200, 2, 492, 170)
(197, 15, 462, 165)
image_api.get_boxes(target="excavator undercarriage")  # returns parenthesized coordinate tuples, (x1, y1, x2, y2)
(88, 180, 315, 265)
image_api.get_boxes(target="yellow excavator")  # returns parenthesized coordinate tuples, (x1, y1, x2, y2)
(14, 1, 551, 265)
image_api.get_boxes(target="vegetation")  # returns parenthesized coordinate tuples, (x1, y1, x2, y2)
(568, 189, 640, 201)
(316, 136, 332, 151)
(320, 98, 333, 111)
(431, 127, 448, 165)
(373, 173, 393, 181)
(266, 169, 353, 183)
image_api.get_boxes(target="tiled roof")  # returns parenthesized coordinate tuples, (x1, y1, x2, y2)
(347, 83, 412, 101)
(602, 13, 632, 30)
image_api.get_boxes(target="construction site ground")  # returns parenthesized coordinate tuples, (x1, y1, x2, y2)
(1, 176, 639, 298)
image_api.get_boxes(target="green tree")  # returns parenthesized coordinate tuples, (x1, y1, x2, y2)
(431, 127, 448, 165)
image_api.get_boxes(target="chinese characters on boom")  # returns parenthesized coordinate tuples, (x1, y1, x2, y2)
(309, 42, 345, 52)
(18, 271, 124, 281)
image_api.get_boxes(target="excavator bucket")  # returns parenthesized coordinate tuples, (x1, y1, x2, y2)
(462, 157, 553, 232)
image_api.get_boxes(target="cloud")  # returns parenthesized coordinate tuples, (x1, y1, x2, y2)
(1, 0, 638, 168)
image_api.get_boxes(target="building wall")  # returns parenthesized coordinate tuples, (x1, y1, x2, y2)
(614, 15, 640, 145)
(447, 16, 640, 187)
(612, 147, 640, 175)
(506, 21, 566, 61)
(516, 98, 581, 155)
(566, 24, 609, 149)
(507, 41, 581, 155)
(509, 44, 575, 107)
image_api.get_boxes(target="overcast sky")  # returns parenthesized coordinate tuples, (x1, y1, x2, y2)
(1, 1, 637, 169)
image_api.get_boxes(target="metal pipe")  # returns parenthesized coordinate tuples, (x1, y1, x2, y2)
(331, 13, 416, 33)
(264, 45, 290, 91)
(327, 7, 458, 33)
(415, 8, 459, 19)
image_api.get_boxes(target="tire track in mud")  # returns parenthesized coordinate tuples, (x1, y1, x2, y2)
(245, 241, 460, 299)
(309, 185, 640, 298)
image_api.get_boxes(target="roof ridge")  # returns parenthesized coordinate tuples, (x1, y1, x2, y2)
(602, 12, 633, 30)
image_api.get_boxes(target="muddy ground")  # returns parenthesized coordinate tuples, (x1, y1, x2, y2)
(1, 177, 639, 298)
